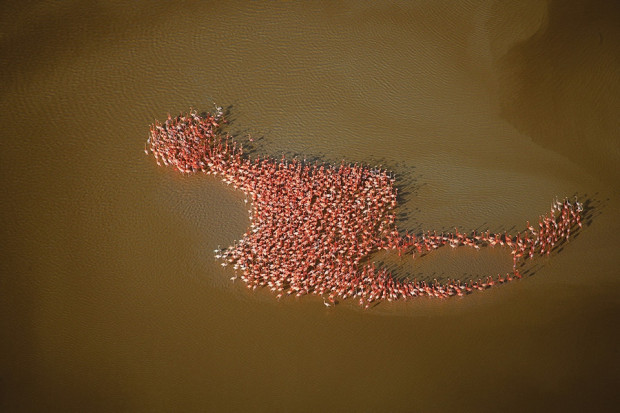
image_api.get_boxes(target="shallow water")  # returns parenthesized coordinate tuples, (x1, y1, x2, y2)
(1, 1, 619, 411)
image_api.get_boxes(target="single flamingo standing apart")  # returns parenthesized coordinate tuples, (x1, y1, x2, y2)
(146, 108, 584, 307)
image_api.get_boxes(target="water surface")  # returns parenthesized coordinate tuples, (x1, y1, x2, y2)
(1, 1, 619, 411)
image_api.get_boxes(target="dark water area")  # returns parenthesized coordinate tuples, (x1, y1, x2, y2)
(1, 1, 619, 411)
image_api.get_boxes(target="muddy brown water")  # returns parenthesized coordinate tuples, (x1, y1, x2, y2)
(1, 1, 619, 412)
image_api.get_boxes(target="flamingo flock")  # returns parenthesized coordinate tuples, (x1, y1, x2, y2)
(146, 108, 583, 307)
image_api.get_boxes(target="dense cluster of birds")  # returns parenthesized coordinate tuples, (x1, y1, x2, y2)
(146, 108, 583, 307)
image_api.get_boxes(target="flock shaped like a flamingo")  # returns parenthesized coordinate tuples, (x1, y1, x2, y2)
(146, 108, 583, 307)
